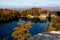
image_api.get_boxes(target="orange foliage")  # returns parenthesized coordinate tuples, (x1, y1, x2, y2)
(17, 10, 24, 15)
(3, 10, 10, 14)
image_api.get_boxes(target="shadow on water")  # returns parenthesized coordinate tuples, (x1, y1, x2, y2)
(20, 17, 47, 23)
(0, 18, 19, 24)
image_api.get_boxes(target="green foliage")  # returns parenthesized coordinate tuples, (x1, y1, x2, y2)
(22, 11, 27, 16)
(41, 10, 47, 13)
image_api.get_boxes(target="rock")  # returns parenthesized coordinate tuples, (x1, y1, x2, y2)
(29, 31, 60, 40)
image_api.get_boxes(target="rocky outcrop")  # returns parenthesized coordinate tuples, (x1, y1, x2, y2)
(29, 31, 60, 40)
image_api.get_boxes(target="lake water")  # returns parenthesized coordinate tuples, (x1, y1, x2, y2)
(0, 19, 49, 40)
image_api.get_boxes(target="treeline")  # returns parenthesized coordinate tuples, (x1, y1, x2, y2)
(0, 9, 20, 21)
(21, 8, 47, 16)
(0, 8, 56, 21)
(0, 8, 47, 21)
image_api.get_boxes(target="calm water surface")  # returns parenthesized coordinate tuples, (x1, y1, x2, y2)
(0, 19, 49, 40)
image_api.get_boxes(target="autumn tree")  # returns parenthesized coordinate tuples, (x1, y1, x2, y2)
(12, 22, 32, 40)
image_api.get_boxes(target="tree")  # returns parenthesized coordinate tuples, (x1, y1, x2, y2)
(12, 22, 32, 40)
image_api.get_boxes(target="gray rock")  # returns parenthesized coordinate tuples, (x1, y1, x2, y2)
(29, 31, 60, 40)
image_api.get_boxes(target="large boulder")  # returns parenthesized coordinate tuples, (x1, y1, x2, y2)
(29, 31, 60, 40)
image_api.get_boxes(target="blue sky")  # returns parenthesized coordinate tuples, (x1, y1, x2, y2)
(0, 0, 60, 8)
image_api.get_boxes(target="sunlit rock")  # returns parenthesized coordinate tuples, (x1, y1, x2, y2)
(29, 31, 60, 40)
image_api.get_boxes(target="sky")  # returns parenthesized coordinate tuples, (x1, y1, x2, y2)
(0, 0, 60, 8)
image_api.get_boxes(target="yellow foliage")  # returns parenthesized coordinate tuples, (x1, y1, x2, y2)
(12, 31, 18, 39)
(13, 27, 19, 30)
(48, 26, 55, 31)
(12, 22, 32, 40)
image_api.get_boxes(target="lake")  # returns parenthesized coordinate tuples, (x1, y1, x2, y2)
(0, 18, 49, 40)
